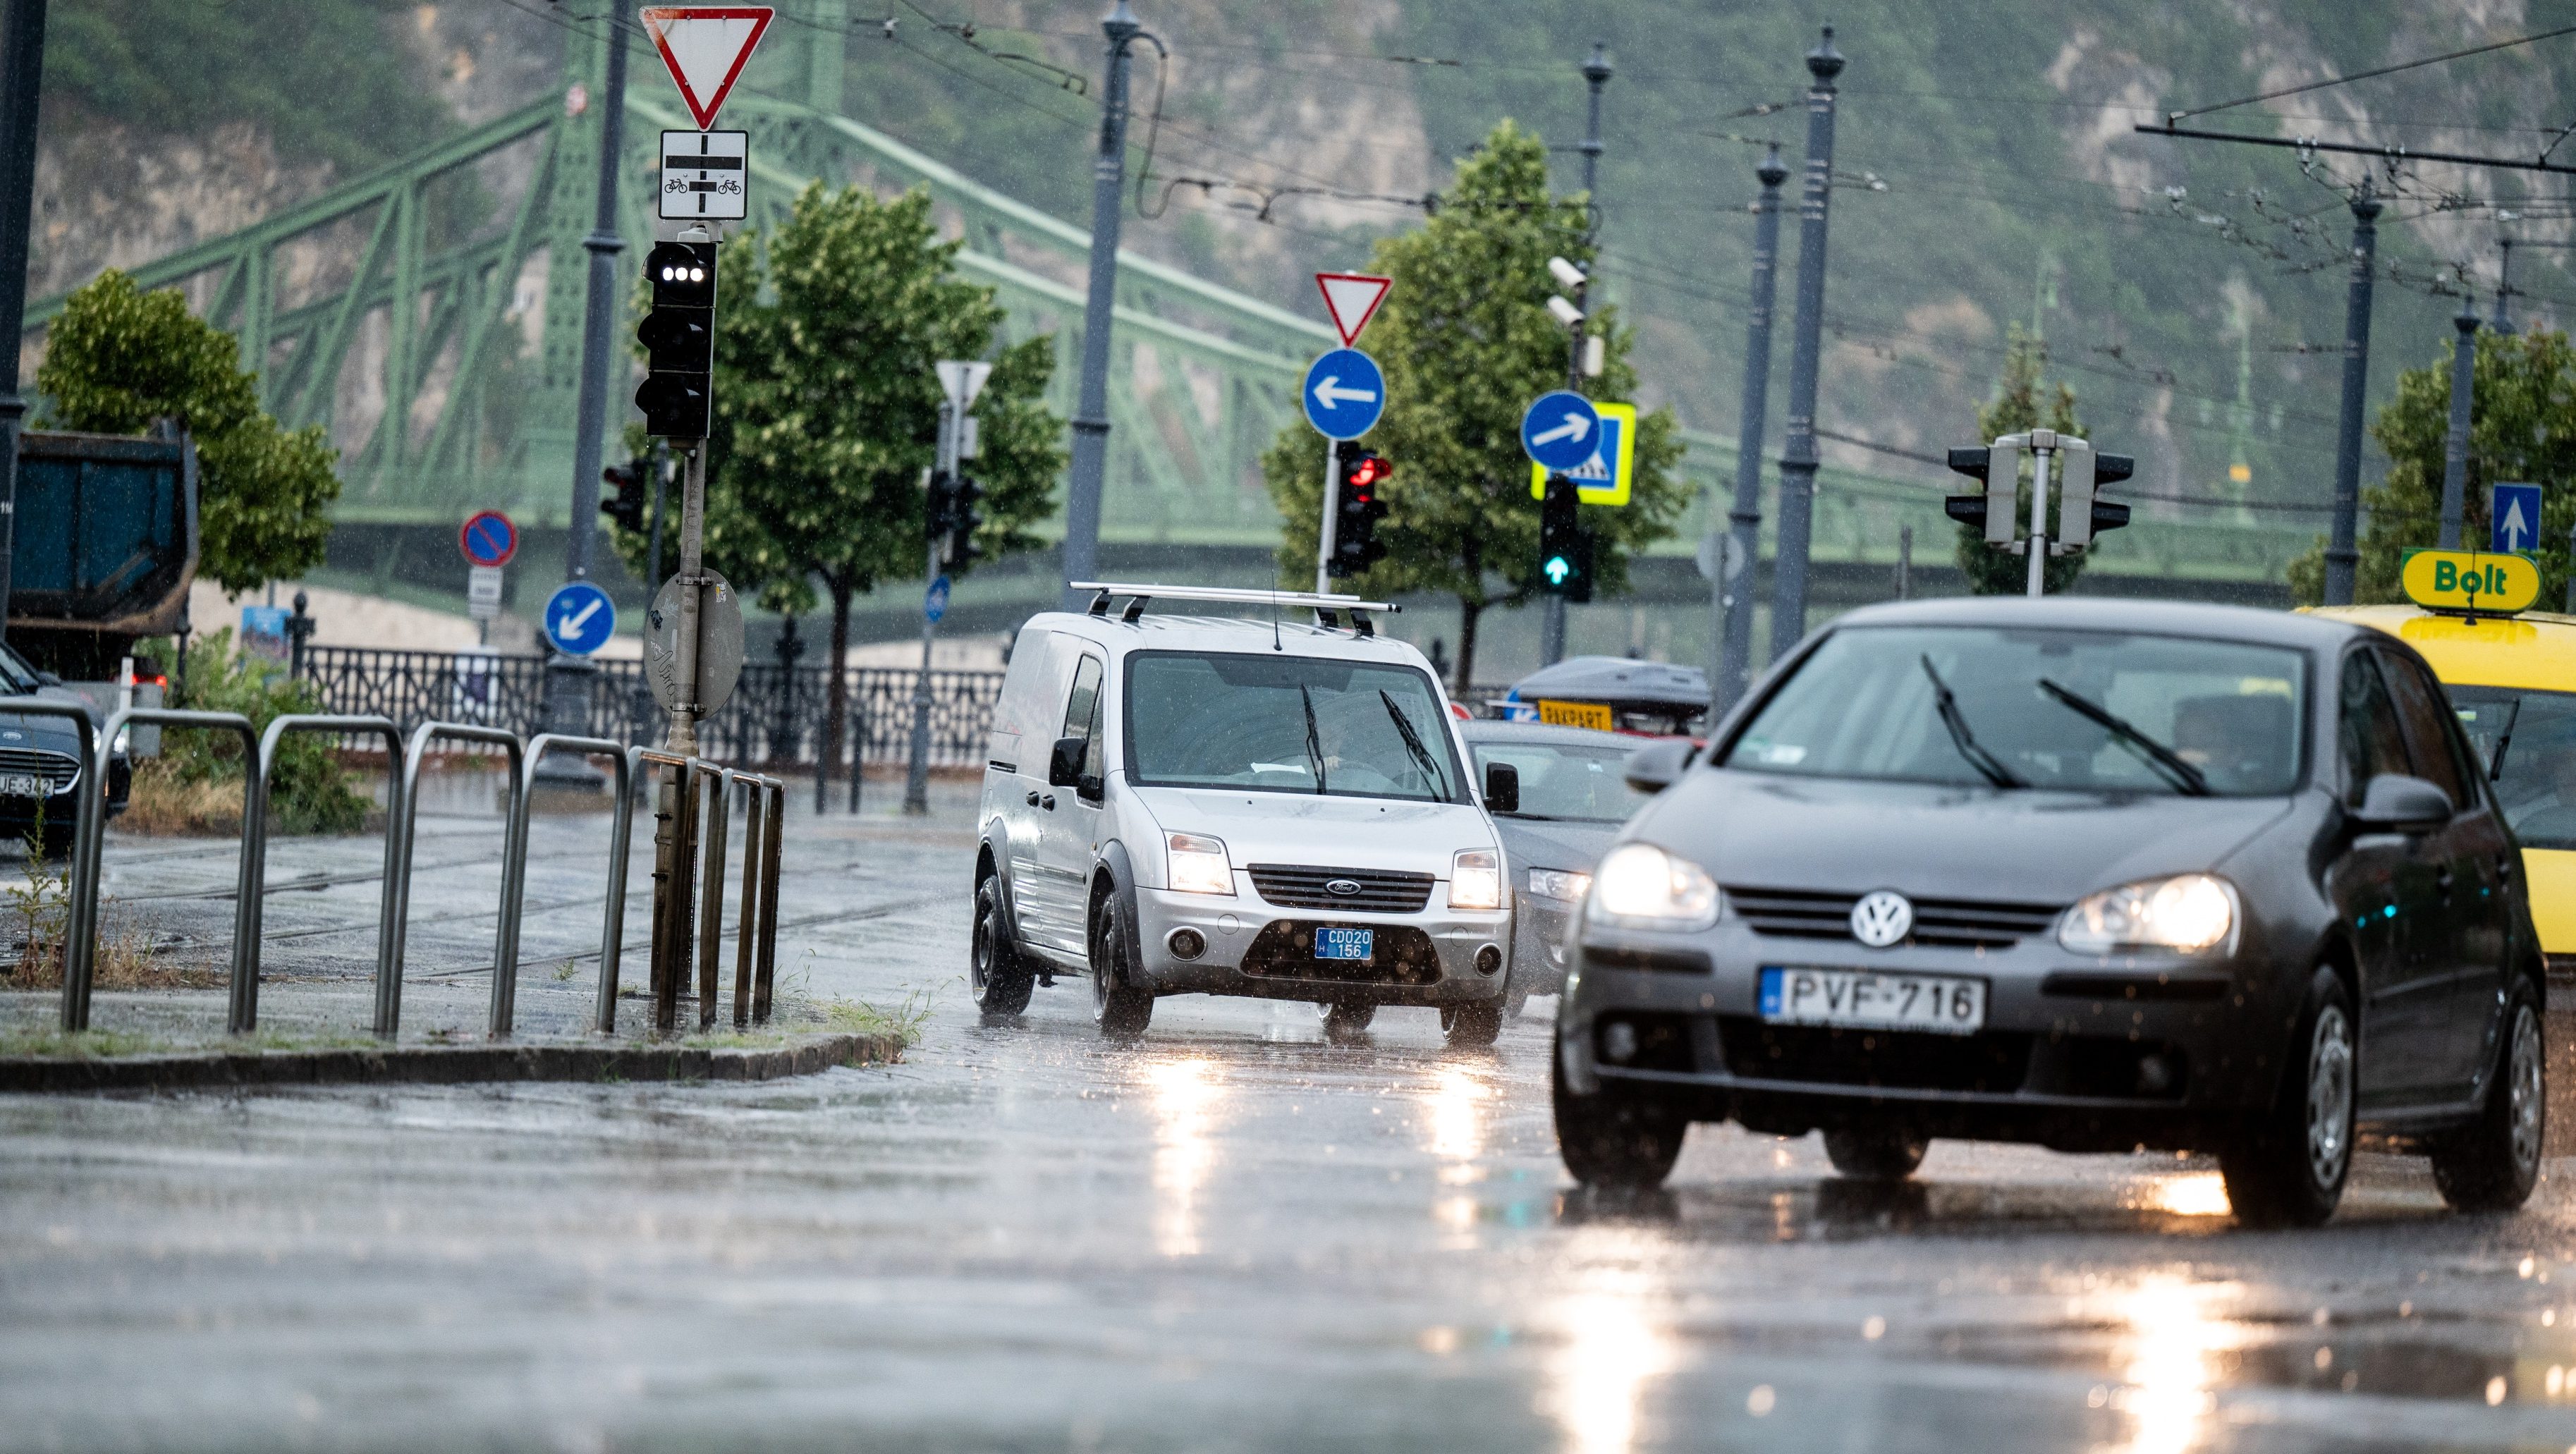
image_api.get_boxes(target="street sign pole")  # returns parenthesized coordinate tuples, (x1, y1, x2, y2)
(1314, 444, 1341, 596)
(0, 0, 51, 652)
(905, 403, 956, 817)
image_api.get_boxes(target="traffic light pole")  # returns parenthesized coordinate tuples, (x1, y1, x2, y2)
(0, 0, 51, 651)
(904, 402, 958, 817)
(1542, 44, 1613, 668)
(1768, 26, 1843, 663)
(2024, 440, 2055, 598)
(666, 441, 709, 759)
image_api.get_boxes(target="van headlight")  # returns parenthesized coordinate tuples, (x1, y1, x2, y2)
(1589, 843, 1721, 930)
(1449, 850, 1502, 910)
(1165, 832, 1234, 896)
(2057, 873, 2238, 955)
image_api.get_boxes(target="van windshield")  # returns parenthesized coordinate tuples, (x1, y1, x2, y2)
(1723, 625, 2307, 796)
(1124, 652, 1466, 803)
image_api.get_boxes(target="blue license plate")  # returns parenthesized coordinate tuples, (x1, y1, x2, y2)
(1314, 927, 1374, 961)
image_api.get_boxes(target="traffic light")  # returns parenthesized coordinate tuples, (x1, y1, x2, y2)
(946, 475, 985, 573)
(635, 240, 716, 438)
(1329, 443, 1391, 578)
(922, 470, 954, 537)
(600, 459, 647, 532)
(1942, 442, 2135, 547)
(1538, 473, 1588, 597)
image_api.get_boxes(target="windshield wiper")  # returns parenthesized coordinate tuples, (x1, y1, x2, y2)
(2034, 677, 2211, 796)
(1299, 684, 1327, 795)
(1378, 690, 1449, 798)
(1919, 655, 2025, 790)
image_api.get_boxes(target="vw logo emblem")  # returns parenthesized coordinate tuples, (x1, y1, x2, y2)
(1850, 890, 1914, 948)
(1324, 879, 1363, 897)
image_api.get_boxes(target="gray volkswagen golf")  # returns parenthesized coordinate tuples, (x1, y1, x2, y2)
(1555, 597, 2549, 1226)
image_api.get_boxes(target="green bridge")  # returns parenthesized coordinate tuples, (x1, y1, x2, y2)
(19, 3, 2314, 601)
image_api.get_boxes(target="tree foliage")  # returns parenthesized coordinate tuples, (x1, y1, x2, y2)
(2287, 326, 2575, 609)
(1955, 324, 2088, 595)
(1260, 120, 1688, 689)
(36, 270, 341, 594)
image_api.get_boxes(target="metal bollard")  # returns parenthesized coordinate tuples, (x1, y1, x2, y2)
(241, 714, 405, 1034)
(382, 721, 525, 1038)
(731, 775, 764, 1027)
(501, 735, 636, 1037)
(753, 774, 785, 1024)
(695, 765, 733, 1031)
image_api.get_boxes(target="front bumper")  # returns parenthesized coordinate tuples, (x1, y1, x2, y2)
(1130, 886, 1511, 1006)
(1509, 890, 1576, 997)
(1559, 917, 2295, 1154)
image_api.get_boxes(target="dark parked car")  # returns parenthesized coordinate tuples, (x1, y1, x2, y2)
(1555, 597, 2548, 1227)
(1460, 719, 1652, 1014)
(0, 641, 130, 855)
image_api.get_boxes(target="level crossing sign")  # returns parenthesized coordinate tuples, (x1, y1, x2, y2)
(1302, 348, 1384, 440)
(544, 581, 617, 656)
(458, 510, 517, 568)
(1528, 401, 1637, 505)
(659, 129, 749, 220)
(1520, 391, 1601, 472)
(2491, 482, 2543, 555)
(640, 7, 774, 129)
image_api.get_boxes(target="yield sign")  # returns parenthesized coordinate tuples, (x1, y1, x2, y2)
(1314, 272, 1392, 347)
(641, 7, 776, 129)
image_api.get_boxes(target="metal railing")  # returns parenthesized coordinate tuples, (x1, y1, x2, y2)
(384, 721, 524, 1037)
(240, 714, 406, 1034)
(506, 735, 635, 1036)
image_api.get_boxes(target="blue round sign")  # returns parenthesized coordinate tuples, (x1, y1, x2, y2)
(1302, 348, 1385, 441)
(1520, 391, 1602, 472)
(459, 509, 518, 567)
(924, 574, 951, 624)
(543, 580, 616, 656)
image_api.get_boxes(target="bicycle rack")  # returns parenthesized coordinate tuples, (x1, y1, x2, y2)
(72, 707, 260, 1033)
(499, 735, 636, 1036)
(239, 714, 406, 1034)
(742, 774, 785, 1027)
(381, 721, 524, 1037)
(630, 752, 785, 1034)
(0, 698, 99, 1030)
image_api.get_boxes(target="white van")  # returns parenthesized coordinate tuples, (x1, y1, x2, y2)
(971, 583, 1518, 1044)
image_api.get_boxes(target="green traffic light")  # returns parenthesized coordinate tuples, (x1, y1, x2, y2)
(1544, 555, 1573, 585)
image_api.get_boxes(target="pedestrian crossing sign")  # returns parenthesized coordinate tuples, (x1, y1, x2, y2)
(1528, 401, 1635, 506)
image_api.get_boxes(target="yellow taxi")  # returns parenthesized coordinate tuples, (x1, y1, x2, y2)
(2311, 600, 2576, 975)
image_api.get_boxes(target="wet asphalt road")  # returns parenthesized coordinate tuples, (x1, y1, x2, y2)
(4, 798, 2575, 1452)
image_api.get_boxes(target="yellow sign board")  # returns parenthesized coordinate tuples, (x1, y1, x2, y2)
(2399, 549, 2541, 615)
(1528, 401, 1637, 506)
(1535, 699, 1616, 731)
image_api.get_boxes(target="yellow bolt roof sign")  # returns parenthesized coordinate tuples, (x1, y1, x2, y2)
(2399, 548, 2541, 616)
(1528, 401, 1636, 506)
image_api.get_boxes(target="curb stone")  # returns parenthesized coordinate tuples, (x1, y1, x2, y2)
(0, 1033, 903, 1092)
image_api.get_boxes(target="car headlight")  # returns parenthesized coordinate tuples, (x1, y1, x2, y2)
(1529, 867, 1592, 903)
(1449, 850, 1503, 910)
(110, 725, 130, 755)
(1589, 843, 1721, 930)
(1165, 832, 1234, 896)
(2057, 873, 2239, 955)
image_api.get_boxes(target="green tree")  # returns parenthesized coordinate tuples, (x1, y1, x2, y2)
(613, 183, 1063, 766)
(1955, 324, 2087, 595)
(36, 270, 341, 594)
(1261, 120, 1689, 691)
(2287, 326, 2576, 609)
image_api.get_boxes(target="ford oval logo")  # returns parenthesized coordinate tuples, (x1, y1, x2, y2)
(1850, 890, 1914, 948)
(1325, 878, 1363, 897)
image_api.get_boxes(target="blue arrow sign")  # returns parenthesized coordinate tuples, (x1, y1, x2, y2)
(542, 580, 616, 656)
(1521, 391, 1601, 472)
(924, 573, 951, 624)
(2492, 482, 2543, 555)
(1302, 348, 1385, 440)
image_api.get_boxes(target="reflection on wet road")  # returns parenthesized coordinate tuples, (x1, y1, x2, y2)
(2, 812, 2572, 1451)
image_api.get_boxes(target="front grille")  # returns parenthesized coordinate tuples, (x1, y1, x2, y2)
(1238, 920, 1441, 984)
(0, 747, 80, 795)
(1717, 1017, 2033, 1094)
(1724, 886, 2063, 950)
(1247, 864, 1434, 914)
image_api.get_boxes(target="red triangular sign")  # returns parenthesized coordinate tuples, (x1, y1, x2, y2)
(1315, 272, 1393, 347)
(641, 7, 775, 130)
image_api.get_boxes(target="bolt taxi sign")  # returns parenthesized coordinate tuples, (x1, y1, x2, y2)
(2400, 548, 2542, 616)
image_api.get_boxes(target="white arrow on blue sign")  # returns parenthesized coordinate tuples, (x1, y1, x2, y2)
(1521, 391, 1601, 472)
(924, 573, 951, 624)
(2492, 482, 2543, 555)
(542, 580, 617, 656)
(1302, 348, 1385, 440)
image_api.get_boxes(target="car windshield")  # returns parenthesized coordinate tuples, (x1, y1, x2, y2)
(1125, 652, 1466, 803)
(1469, 740, 1650, 822)
(1723, 624, 2307, 796)
(0, 643, 37, 694)
(2450, 686, 2576, 852)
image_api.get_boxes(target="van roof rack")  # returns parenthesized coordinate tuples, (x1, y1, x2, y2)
(1068, 581, 1400, 633)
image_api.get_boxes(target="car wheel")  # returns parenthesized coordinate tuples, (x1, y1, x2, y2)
(1441, 1002, 1503, 1049)
(1317, 1001, 1376, 1039)
(970, 877, 1034, 1015)
(1824, 1126, 1929, 1180)
(1553, 1040, 1685, 1189)
(1088, 896, 1154, 1039)
(2220, 966, 2355, 1228)
(2429, 979, 2546, 1214)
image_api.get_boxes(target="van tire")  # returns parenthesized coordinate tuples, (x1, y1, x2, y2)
(970, 877, 1034, 1015)
(1441, 1002, 1504, 1049)
(1089, 896, 1154, 1039)
(1824, 1126, 1929, 1180)
(1317, 1001, 1376, 1039)
(2429, 979, 2545, 1214)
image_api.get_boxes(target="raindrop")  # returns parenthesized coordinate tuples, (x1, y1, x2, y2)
(1747, 1386, 1776, 1416)
(2313, 1347, 2333, 1371)
(1862, 1315, 1886, 1340)
(2486, 1375, 2508, 1406)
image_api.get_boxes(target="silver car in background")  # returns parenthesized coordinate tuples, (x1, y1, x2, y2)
(1460, 719, 1652, 1015)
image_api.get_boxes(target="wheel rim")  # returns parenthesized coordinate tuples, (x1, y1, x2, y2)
(2507, 1004, 2545, 1176)
(2307, 1004, 2354, 1187)
(970, 898, 994, 998)
(1090, 912, 1116, 1021)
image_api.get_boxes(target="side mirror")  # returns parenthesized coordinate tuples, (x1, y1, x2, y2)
(1484, 762, 1520, 814)
(2351, 774, 2453, 832)
(1625, 738, 1697, 795)
(1049, 735, 1087, 788)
